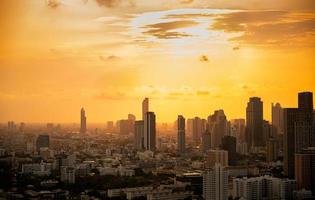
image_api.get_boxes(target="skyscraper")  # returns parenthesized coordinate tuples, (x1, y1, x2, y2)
(246, 97, 263, 149)
(208, 110, 228, 149)
(203, 163, 228, 200)
(230, 119, 246, 143)
(80, 107, 87, 134)
(272, 103, 284, 136)
(177, 115, 185, 154)
(144, 112, 156, 152)
(206, 150, 228, 168)
(142, 98, 149, 120)
(283, 92, 314, 178)
(134, 120, 144, 150)
(192, 117, 203, 145)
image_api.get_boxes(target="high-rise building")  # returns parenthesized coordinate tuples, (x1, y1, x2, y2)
(80, 107, 87, 134)
(192, 117, 203, 145)
(142, 98, 149, 120)
(272, 103, 284, 136)
(116, 119, 130, 135)
(203, 163, 228, 200)
(61, 166, 75, 184)
(202, 129, 211, 153)
(295, 147, 315, 194)
(144, 112, 156, 152)
(230, 119, 246, 143)
(106, 121, 114, 132)
(36, 135, 50, 152)
(134, 120, 144, 150)
(187, 118, 194, 138)
(246, 97, 263, 149)
(221, 136, 237, 166)
(208, 110, 228, 149)
(128, 114, 136, 134)
(283, 92, 314, 178)
(206, 150, 228, 168)
(177, 115, 186, 154)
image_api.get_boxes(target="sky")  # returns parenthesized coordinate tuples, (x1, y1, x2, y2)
(0, 0, 314, 123)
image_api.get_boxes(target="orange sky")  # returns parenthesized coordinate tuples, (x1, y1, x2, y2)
(0, 0, 314, 123)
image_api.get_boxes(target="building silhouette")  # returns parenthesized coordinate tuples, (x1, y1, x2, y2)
(80, 108, 87, 134)
(142, 98, 149, 120)
(36, 135, 50, 152)
(144, 112, 156, 152)
(246, 97, 263, 149)
(177, 115, 186, 154)
(134, 120, 144, 150)
(221, 136, 237, 166)
(202, 129, 211, 153)
(208, 110, 228, 149)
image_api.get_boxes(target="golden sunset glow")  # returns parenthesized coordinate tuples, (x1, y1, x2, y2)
(0, 0, 314, 123)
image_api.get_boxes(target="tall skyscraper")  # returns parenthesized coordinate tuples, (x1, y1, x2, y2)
(177, 115, 186, 154)
(192, 117, 203, 145)
(203, 163, 228, 200)
(221, 136, 237, 166)
(246, 97, 263, 149)
(283, 92, 314, 178)
(272, 103, 284, 136)
(187, 118, 194, 138)
(142, 98, 149, 120)
(230, 119, 246, 142)
(134, 120, 144, 150)
(208, 110, 228, 149)
(206, 150, 228, 168)
(80, 107, 87, 134)
(144, 112, 156, 152)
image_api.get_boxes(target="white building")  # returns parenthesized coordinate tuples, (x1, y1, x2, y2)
(203, 163, 228, 200)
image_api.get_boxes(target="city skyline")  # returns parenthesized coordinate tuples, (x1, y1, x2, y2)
(1, 0, 315, 123)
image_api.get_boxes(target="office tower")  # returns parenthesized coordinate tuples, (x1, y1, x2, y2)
(36, 135, 50, 152)
(295, 147, 315, 194)
(208, 110, 228, 149)
(203, 163, 228, 200)
(80, 107, 87, 134)
(134, 120, 144, 150)
(283, 108, 300, 178)
(206, 150, 228, 168)
(202, 129, 211, 153)
(266, 138, 279, 162)
(221, 136, 237, 166)
(128, 114, 136, 134)
(106, 121, 114, 132)
(192, 117, 203, 145)
(19, 122, 25, 132)
(246, 97, 263, 149)
(272, 103, 284, 136)
(7, 121, 16, 132)
(230, 119, 246, 142)
(142, 98, 149, 120)
(283, 92, 314, 178)
(177, 115, 186, 154)
(116, 119, 130, 135)
(144, 112, 156, 152)
(262, 120, 271, 146)
(298, 92, 313, 120)
(187, 118, 193, 138)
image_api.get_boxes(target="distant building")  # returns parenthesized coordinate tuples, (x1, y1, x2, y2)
(283, 92, 313, 178)
(60, 166, 75, 184)
(187, 118, 194, 138)
(295, 147, 315, 194)
(202, 129, 211, 153)
(208, 110, 228, 149)
(117, 119, 130, 135)
(230, 119, 246, 143)
(272, 103, 284, 136)
(221, 136, 237, 166)
(192, 117, 203, 145)
(266, 138, 279, 162)
(177, 115, 186, 154)
(80, 107, 87, 134)
(134, 120, 144, 150)
(106, 121, 114, 132)
(246, 97, 263, 149)
(206, 150, 228, 168)
(144, 112, 156, 152)
(142, 98, 149, 120)
(36, 135, 50, 152)
(203, 163, 228, 200)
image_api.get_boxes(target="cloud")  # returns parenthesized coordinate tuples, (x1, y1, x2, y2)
(179, 0, 194, 4)
(212, 11, 315, 47)
(199, 55, 209, 62)
(47, 0, 61, 9)
(143, 20, 199, 39)
(95, 0, 120, 7)
(99, 55, 120, 61)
